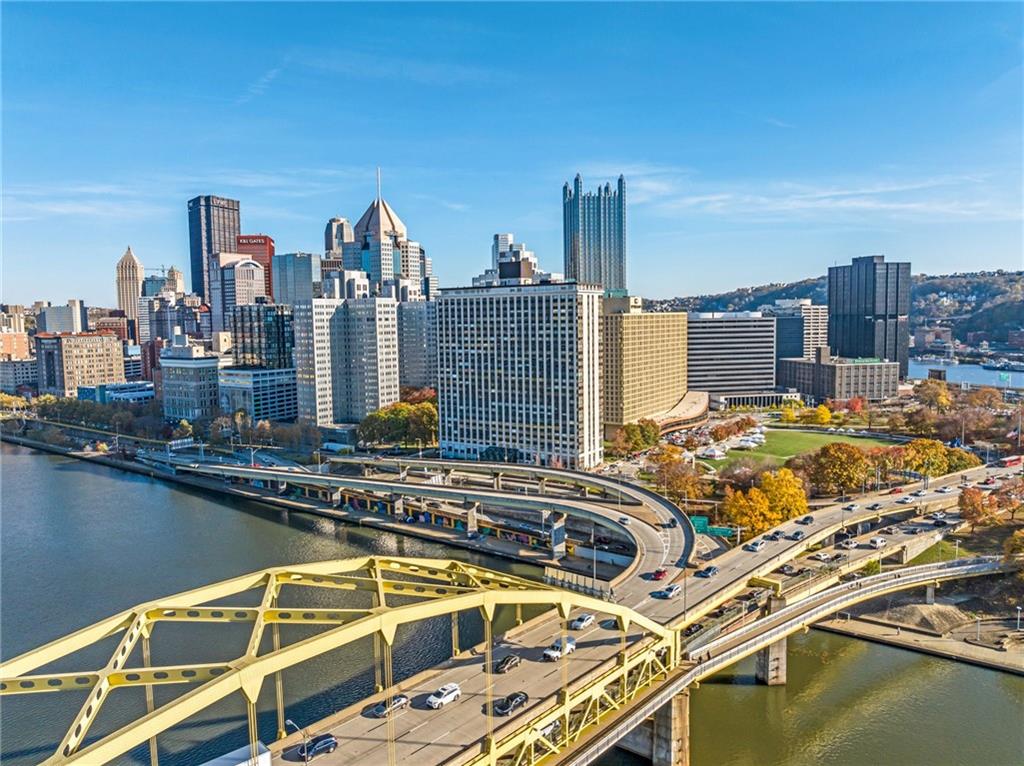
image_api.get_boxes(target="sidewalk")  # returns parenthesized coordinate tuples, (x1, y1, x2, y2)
(816, 615, 1024, 675)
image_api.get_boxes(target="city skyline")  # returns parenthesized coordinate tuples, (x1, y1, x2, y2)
(3, 2, 1021, 307)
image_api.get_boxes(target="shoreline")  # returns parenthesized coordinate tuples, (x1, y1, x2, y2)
(0, 433, 622, 583)
(815, 616, 1024, 676)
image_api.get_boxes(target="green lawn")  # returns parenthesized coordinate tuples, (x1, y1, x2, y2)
(703, 428, 892, 469)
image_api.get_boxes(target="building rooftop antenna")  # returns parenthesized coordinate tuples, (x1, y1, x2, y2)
(376, 166, 382, 202)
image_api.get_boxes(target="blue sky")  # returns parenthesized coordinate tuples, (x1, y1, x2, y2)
(3, 2, 1021, 306)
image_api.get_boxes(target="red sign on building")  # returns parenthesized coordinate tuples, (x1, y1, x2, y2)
(235, 234, 276, 298)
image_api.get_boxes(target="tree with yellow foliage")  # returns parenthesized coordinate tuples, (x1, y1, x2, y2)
(722, 486, 782, 536)
(813, 404, 832, 425)
(759, 467, 808, 521)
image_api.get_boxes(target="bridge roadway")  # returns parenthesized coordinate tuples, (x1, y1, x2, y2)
(189, 458, 1018, 766)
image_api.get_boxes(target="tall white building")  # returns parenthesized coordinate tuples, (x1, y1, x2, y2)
(294, 296, 399, 426)
(115, 247, 144, 324)
(207, 253, 266, 333)
(397, 300, 437, 390)
(437, 251, 603, 469)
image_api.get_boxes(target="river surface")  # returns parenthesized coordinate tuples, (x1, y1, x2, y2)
(2, 444, 1022, 766)
(908, 360, 1023, 388)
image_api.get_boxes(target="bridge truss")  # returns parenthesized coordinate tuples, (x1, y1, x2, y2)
(0, 557, 673, 766)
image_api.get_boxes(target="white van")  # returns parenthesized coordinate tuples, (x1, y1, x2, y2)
(869, 537, 887, 549)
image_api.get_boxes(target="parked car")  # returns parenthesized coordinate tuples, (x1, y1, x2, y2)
(796, 515, 814, 525)
(426, 683, 462, 708)
(695, 566, 720, 578)
(543, 637, 577, 661)
(371, 694, 410, 718)
(663, 584, 682, 599)
(297, 734, 338, 760)
(494, 654, 521, 674)
(570, 613, 595, 630)
(494, 691, 529, 716)
(651, 567, 668, 581)
(869, 537, 887, 549)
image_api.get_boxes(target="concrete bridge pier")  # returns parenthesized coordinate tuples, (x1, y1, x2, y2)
(755, 595, 788, 686)
(925, 583, 936, 604)
(618, 689, 691, 766)
(493, 472, 503, 490)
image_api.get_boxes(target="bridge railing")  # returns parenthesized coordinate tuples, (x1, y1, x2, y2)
(691, 557, 1003, 660)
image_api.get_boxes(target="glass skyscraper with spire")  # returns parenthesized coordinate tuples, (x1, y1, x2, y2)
(562, 174, 626, 295)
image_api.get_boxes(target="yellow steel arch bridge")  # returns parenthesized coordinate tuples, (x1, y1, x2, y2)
(1, 555, 1010, 766)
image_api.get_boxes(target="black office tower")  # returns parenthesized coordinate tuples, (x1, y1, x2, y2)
(827, 255, 910, 377)
(188, 195, 241, 301)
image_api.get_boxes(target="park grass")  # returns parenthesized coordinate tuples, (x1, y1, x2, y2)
(703, 429, 891, 470)
(908, 538, 976, 565)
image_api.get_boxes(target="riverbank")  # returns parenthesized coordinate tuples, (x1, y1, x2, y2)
(0, 433, 625, 584)
(816, 614, 1024, 675)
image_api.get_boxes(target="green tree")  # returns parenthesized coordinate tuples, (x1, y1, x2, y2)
(408, 402, 439, 445)
(637, 418, 661, 447)
(622, 423, 644, 453)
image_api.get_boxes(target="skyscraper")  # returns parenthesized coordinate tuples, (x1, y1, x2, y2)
(188, 195, 241, 300)
(294, 295, 399, 426)
(165, 266, 185, 296)
(115, 247, 144, 325)
(272, 253, 322, 306)
(207, 253, 267, 334)
(563, 174, 627, 295)
(827, 255, 911, 377)
(437, 247, 603, 470)
(230, 304, 294, 369)
(235, 235, 276, 298)
(325, 217, 354, 254)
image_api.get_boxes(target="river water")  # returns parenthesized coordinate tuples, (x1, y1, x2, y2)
(908, 360, 1023, 389)
(2, 445, 1022, 766)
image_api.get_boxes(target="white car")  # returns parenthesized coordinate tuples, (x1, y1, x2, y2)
(663, 583, 682, 599)
(426, 683, 462, 709)
(743, 539, 767, 553)
(569, 613, 595, 630)
(936, 486, 954, 494)
(911, 489, 928, 497)
(869, 537, 887, 549)
(618, 516, 631, 526)
(837, 539, 859, 550)
(897, 497, 914, 505)
(543, 637, 577, 661)
(843, 503, 860, 511)
(811, 551, 832, 562)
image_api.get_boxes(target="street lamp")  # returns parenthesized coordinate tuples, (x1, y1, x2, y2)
(1016, 606, 1022, 632)
(285, 719, 310, 765)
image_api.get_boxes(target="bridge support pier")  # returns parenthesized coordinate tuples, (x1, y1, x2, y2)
(755, 595, 787, 686)
(619, 689, 691, 766)
(896, 547, 911, 565)
(493, 472, 503, 490)
(925, 583, 936, 605)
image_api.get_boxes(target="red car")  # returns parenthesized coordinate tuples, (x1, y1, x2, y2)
(888, 487, 904, 495)
(652, 568, 668, 581)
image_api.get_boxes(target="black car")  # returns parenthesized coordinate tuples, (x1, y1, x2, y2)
(297, 734, 338, 760)
(371, 694, 410, 718)
(796, 515, 814, 525)
(683, 622, 704, 637)
(933, 519, 949, 527)
(495, 691, 529, 716)
(494, 654, 521, 674)
(776, 564, 798, 576)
